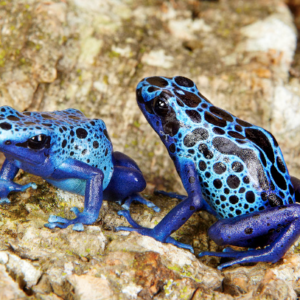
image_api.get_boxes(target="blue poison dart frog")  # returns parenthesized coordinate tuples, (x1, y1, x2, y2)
(117, 76, 300, 269)
(0, 106, 159, 231)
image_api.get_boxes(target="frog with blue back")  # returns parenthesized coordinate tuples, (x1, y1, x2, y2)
(117, 76, 300, 269)
(0, 106, 159, 231)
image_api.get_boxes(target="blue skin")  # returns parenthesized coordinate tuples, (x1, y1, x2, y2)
(117, 76, 300, 269)
(0, 106, 159, 231)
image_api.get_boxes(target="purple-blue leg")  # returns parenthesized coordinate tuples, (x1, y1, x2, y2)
(198, 204, 300, 269)
(45, 158, 104, 231)
(154, 190, 187, 201)
(105, 151, 160, 212)
(116, 160, 207, 251)
(0, 159, 37, 204)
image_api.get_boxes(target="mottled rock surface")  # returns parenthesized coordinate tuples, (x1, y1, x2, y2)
(0, 0, 300, 299)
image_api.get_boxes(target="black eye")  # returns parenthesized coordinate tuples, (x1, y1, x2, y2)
(154, 97, 169, 116)
(28, 134, 49, 150)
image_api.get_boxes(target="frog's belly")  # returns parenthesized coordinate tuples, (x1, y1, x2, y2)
(46, 178, 86, 196)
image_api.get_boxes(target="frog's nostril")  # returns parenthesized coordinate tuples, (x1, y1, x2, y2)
(5, 140, 11, 145)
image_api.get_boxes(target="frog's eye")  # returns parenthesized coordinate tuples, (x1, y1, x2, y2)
(153, 97, 169, 117)
(28, 134, 49, 150)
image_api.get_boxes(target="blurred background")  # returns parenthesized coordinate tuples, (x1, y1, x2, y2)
(0, 0, 300, 194)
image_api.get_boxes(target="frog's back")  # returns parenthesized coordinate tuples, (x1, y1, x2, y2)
(137, 76, 295, 219)
(0, 107, 114, 189)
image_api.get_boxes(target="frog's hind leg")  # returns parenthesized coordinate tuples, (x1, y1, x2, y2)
(104, 151, 160, 212)
(198, 204, 300, 269)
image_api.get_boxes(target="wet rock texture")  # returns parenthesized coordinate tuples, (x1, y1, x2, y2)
(1, 0, 300, 299)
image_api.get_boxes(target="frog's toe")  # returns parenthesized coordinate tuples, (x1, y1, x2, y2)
(48, 215, 70, 223)
(118, 209, 143, 228)
(70, 207, 81, 216)
(0, 198, 10, 205)
(44, 222, 69, 229)
(72, 223, 84, 231)
(20, 182, 37, 192)
(146, 202, 160, 212)
(166, 236, 194, 253)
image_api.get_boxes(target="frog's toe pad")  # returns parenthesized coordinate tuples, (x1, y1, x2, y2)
(44, 222, 68, 229)
(0, 198, 10, 205)
(73, 223, 84, 231)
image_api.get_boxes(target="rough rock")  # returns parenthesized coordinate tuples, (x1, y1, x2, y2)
(0, 0, 300, 299)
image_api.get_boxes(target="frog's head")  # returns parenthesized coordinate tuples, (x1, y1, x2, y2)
(136, 76, 208, 151)
(0, 106, 53, 166)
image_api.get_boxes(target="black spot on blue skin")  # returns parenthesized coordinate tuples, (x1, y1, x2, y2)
(189, 176, 195, 183)
(174, 76, 194, 87)
(105, 148, 108, 156)
(276, 156, 286, 173)
(146, 77, 169, 87)
(185, 110, 201, 123)
(245, 128, 275, 163)
(227, 175, 240, 189)
(228, 131, 245, 139)
(231, 161, 243, 172)
(103, 129, 111, 142)
(213, 162, 226, 174)
(148, 86, 160, 93)
(70, 151, 74, 156)
(174, 90, 201, 108)
(5, 140, 11, 145)
(76, 128, 88, 139)
(213, 179, 222, 189)
(224, 188, 230, 194)
(0, 122, 12, 130)
(209, 106, 234, 122)
(70, 130, 75, 136)
(93, 141, 99, 149)
(90, 121, 95, 126)
(213, 127, 225, 135)
(7, 115, 19, 121)
(229, 195, 239, 204)
(205, 172, 211, 178)
(246, 191, 255, 203)
(268, 193, 283, 206)
(169, 143, 176, 153)
(176, 99, 184, 107)
(204, 111, 227, 127)
(59, 128, 63, 133)
(199, 160, 207, 171)
(235, 125, 243, 132)
(239, 187, 246, 193)
(271, 165, 287, 190)
(82, 149, 87, 155)
(183, 128, 209, 147)
(198, 143, 213, 159)
(62, 140, 67, 148)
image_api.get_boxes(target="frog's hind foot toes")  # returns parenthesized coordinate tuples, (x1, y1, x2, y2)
(117, 209, 143, 228)
(70, 207, 81, 216)
(124, 194, 160, 212)
(45, 214, 85, 231)
(0, 198, 10, 205)
(166, 236, 194, 253)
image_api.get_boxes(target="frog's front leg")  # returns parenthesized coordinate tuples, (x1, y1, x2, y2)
(44, 158, 104, 231)
(0, 159, 37, 204)
(199, 204, 300, 269)
(116, 160, 206, 252)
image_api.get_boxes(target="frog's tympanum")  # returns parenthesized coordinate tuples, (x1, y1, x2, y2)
(0, 106, 159, 231)
(117, 76, 300, 269)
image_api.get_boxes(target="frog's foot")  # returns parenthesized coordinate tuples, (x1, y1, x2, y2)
(116, 210, 194, 252)
(45, 207, 96, 231)
(121, 193, 160, 212)
(154, 190, 186, 201)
